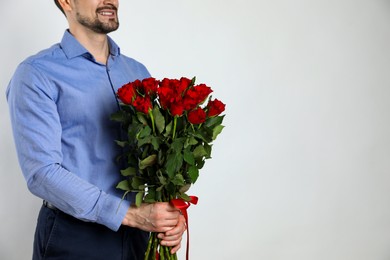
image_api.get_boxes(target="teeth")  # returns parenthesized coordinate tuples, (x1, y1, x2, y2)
(100, 11, 113, 15)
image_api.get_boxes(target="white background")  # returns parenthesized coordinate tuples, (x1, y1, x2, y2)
(2, 0, 390, 259)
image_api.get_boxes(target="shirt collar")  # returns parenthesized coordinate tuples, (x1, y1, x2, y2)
(60, 30, 121, 60)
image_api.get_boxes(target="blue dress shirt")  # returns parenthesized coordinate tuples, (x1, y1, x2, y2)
(6, 30, 150, 231)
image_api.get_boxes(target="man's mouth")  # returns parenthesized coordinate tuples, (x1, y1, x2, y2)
(97, 6, 117, 17)
(99, 11, 115, 16)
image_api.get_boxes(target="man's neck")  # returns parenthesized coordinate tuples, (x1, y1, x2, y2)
(69, 27, 110, 65)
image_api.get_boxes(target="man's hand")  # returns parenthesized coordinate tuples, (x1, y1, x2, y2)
(122, 202, 187, 253)
(122, 202, 180, 232)
(158, 214, 186, 254)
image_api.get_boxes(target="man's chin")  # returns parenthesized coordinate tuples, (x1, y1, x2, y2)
(95, 23, 119, 34)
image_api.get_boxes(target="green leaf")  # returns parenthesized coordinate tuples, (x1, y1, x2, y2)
(151, 137, 161, 150)
(114, 140, 127, 148)
(166, 153, 183, 178)
(138, 136, 152, 147)
(137, 113, 148, 125)
(179, 193, 191, 201)
(119, 103, 135, 113)
(171, 138, 184, 153)
(196, 159, 206, 170)
(164, 120, 173, 137)
(183, 148, 195, 165)
(153, 106, 165, 134)
(155, 190, 162, 201)
(120, 167, 137, 177)
(171, 174, 185, 186)
(212, 125, 225, 140)
(190, 76, 196, 87)
(205, 115, 225, 128)
(135, 191, 144, 207)
(110, 111, 126, 123)
(193, 145, 207, 159)
(158, 176, 167, 186)
(175, 117, 186, 132)
(166, 182, 176, 195)
(141, 146, 150, 159)
(116, 180, 130, 191)
(144, 189, 156, 203)
(127, 155, 138, 166)
(193, 128, 213, 143)
(128, 123, 142, 141)
(179, 184, 191, 193)
(184, 136, 199, 148)
(196, 159, 205, 169)
(139, 154, 157, 170)
(204, 143, 212, 159)
(157, 170, 167, 185)
(157, 150, 164, 165)
(138, 125, 152, 139)
(131, 177, 144, 190)
(188, 165, 199, 183)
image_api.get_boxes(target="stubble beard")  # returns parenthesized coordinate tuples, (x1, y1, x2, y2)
(76, 12, 119, 34)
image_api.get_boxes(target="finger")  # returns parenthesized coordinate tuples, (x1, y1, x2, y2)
(154, 218, 179, 229)
(165, 215, 186, 236)
(158, 221, 186, 242)
(170, 243, 182, 254)
(164, 213, 181, 221)
(159, 234, 182, 248)
(164, 224, 186, 237)
(158, 231, 182, 242)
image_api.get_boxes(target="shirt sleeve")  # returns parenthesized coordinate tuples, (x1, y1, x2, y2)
(6, 62, 130, 231)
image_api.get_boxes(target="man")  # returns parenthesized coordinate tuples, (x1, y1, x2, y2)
(6, 0, 186, 259)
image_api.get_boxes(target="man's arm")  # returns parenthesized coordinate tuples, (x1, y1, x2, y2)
(6, 62, 129, 231)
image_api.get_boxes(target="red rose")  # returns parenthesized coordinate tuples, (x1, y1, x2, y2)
(179, 77, 192, 90)
(170, 102, 185, 117)
(142, 77, 159, 96)
(117, 82, 136, 104)
(159, 78, 171, 89)
(132, 96, 152, 114)
(173, 78, 187, 95)
(207, 99, 225, 117)
(157, 82, 173, 109)
(165, 79, 186, 100)
(132, 79, 143, 89)
(183, 99, 196, 111)
(183, 84, 213, 111)
(183, 88, 199, 110)
(188, 107, 206, 124)
(158, 78, 187, 116)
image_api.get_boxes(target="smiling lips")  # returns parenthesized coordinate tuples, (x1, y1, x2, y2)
(98, 10, 115, 17)
(97, 6, 117, 17)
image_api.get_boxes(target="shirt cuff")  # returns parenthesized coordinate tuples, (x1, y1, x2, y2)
(97, 193, 131, 231)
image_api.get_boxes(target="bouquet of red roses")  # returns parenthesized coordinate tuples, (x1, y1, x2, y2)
(111, 77, 225, 260)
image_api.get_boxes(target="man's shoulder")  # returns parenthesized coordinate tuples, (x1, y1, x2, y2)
(9, 43, 67, 93)
(22, 43, 63, 66)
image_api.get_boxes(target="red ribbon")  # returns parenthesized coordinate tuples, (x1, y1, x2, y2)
(171, 196, 198, 260)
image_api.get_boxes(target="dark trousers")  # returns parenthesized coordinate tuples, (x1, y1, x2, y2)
(32, 205, 149, 260)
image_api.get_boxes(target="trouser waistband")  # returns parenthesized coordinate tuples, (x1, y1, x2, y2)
(43, 200, 59, 211)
